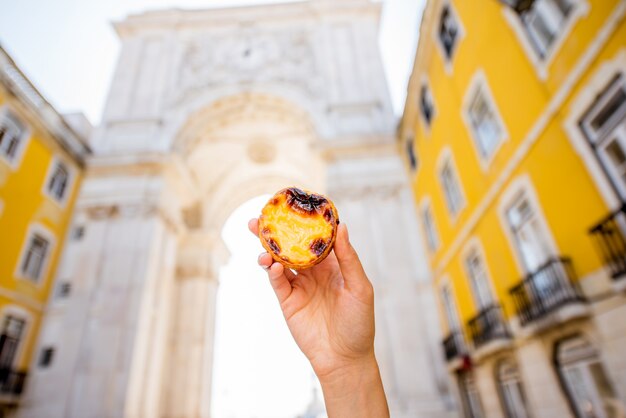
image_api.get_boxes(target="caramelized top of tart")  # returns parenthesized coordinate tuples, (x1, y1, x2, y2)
(259, 188, 339, 269)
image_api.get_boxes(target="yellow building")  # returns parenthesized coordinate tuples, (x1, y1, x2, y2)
(399, 0, 626, 417)
(0, 45, 89, 413)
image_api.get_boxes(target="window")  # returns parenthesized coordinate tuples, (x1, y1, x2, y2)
(0, 110, 26, 164)
(20, 232, 50, 282)
(38, 347, 55, 368)
(441, 283, 461, 331)
(459, 372, 485, 418)
(406, 137, 418, 171)
(422, 202, 440, 251)
(46, 160, 70, 202)
(420, 85, 435, 127)
(71, 225, 85, 241)
(556, 337, 618, 418)
(580, 75, 626, 201)
(0, 315, 26, 377)
(497, 359, 531, 418)
(464, 249, 494, 310)
(466, 80, 506, 161)
(516, 0, 575, 59)
(506, 192, 553, 273)
(438, 5, 460, 61)
(439, 158, 465, 217)
(56, 282, 72, 299)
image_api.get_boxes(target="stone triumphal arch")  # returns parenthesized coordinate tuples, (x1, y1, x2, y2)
(18, 1, 452, 417)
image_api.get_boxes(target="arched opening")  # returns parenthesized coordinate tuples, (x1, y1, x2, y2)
(169, 92, 326, 417)
(495, 358, 530, 418)
(554, 335, 621, 418)
(211, 195, 323, 418)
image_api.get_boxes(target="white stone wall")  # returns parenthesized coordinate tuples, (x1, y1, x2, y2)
(591, 294, 626, 408)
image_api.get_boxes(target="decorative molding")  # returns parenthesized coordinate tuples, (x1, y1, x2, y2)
(14, 222, 57, 288)
(177, 29, 324, 99)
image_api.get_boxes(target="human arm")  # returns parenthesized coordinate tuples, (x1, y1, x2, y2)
(248, 219, 389, 417)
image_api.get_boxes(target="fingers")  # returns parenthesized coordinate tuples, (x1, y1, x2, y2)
(248, 218, 259, 237)
(258, 252, 293, 303)
(333, 223, 371, 294)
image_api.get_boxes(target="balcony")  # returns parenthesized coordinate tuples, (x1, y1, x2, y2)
(498, 0, 534, 13)
(589, 204, 626, 281)
(510, 257, 586, 327)
(467, 305, 510, 349)
(0, 368, 27, 405)
(442, 330, 466, 362)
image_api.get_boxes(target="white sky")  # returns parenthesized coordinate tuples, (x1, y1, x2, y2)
(0, 0, 423, 123)
(215, 195, 324, 418)
(0, 1, 424, 416)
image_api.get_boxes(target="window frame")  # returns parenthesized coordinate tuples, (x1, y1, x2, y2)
(501, 0, 589, 80)
(0, 106, 30, 170)
(461, 238, 497, 312)
(459, 371, 486, 418)
(497, 175, 559, 275)
(577, 74, 626, 203)
(440, 277, 462, 333)
(564, 58, 626, 210)
(419, 80, 436, 132)
(0, 306, 32, 373)
(433, 0, 465, 74)
(55, 281, 72, 300)
(42, 156, 74, 207)
(554, 335, 618, 418)
(579, 74, 626, 145)
(38, 346, 55, 368)
(15, 223, 56, 286)
(405, 135, 418, 173)
(421, 198, 441, 252)
(437, 148, 466, 221)
(462, 71, 509, 170)
(495, 358, 531, 418)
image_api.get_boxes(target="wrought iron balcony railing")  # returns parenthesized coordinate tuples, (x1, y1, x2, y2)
(590, 204, 626, 280)
(467, 305, 510, 349)
(510, 257, 585, 327)
(0, 368, 27, 398)
(498, 0, 534, 13)
(442, 330, 466, 362)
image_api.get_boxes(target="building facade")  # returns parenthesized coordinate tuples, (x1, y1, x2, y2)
(399, 0, 626, 417)
(16, 1, 453, 417)
(0, 46, 90, 415)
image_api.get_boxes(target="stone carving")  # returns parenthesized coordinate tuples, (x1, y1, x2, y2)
(178, 29, 323, 95)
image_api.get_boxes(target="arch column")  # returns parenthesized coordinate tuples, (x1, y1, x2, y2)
(161, 232, 229, 418)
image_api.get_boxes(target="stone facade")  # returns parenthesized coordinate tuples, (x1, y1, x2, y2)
(16, 1, 453, 417)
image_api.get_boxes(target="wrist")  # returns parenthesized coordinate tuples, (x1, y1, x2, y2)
(316, 352, 389, 418)
(315, 351, 378, 386)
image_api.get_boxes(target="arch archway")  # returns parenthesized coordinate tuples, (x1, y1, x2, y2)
(174, 92, 324, 231)
(162, 92, 325, 417)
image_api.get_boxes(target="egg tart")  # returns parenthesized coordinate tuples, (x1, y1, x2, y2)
(258, 187, 339, 269)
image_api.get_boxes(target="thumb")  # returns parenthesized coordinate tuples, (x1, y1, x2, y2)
(333, 223, 370, 292)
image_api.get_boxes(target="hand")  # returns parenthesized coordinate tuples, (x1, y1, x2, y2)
(248, 219, 389, 417)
